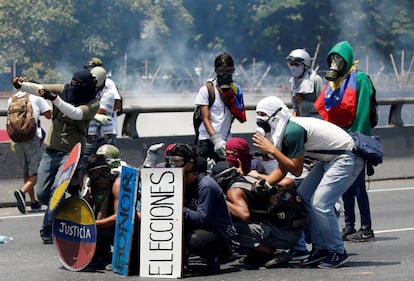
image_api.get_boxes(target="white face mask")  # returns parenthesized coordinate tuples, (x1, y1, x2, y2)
(289, 64, 305, 78)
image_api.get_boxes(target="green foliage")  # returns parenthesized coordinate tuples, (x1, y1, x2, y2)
(0, 0, 413, 85)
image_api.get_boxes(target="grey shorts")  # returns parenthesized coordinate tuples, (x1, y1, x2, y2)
(14, 136, 43, 176)
(233, 220, 301, 250)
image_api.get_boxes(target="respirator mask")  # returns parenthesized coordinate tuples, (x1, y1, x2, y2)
(216, 66, 234, 86)
(325, 53, 345, 81)
(256, 107, 282, 133)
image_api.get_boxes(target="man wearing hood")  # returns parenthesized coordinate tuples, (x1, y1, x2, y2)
(314, 41, 375, 242)
(252, 96, 364, 268)
(12, 70, 99, 244)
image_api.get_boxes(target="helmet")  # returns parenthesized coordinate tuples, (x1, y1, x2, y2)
(84, 57, 103, 70)
(96, 144, 121, 168)
(90, 66, 106, 89)
(286, 49, 312, 68)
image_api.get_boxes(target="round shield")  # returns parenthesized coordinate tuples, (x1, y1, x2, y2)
(53, 197, 96, 271)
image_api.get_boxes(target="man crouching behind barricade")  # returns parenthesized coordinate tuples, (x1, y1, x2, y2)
(84, 153, 120, 269)
(211, 161, 308, 268)
(164, 143, 236, 275)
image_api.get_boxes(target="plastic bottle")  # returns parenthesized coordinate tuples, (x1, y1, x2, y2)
(0, 235, 13, 244)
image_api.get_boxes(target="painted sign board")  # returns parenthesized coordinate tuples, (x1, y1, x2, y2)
(53, 197, 96, 271)
(49, 142, 81, 213)
(112, 166, 139, 276)
(139, 168, 184, 278)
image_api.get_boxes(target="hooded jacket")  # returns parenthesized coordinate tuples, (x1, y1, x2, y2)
(316, 41, 373, 135)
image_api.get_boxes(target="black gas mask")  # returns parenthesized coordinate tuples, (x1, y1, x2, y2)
(216, 66, 234, 86)
(325, 53, 345, 82)
(256, 107, 282, 133)
(256, 118, 271, 133)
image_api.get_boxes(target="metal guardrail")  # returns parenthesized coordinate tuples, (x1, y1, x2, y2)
(119, 98, 414, 138)
(2, 97, 414, 138)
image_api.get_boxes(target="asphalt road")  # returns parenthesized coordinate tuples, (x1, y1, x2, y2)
(1, 178, 414, 281)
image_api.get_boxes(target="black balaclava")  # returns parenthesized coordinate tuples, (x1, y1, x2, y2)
(62, 69, 97, 106)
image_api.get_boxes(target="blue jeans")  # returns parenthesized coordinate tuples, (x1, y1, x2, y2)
(297, 152, 364, 253)
(36, 149, 69, 234)
(342, 167, 372, 230)
(78, 137, 114, 173)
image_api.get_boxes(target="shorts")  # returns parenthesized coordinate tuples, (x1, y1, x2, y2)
(14, 136, 43, 177)
(233, 220, 301, 250)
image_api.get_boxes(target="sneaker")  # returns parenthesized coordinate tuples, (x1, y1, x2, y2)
(289, 249, 310, 263)
(205, 257, 220, 275)
(346, 228, 375, 242)
(318, 250, 349, 268)
(14, 190, 26, 214)
(341, 227, 356, 240)
(265, 251, 292, 268)
(30, 201, 42, 211)
(105, 263, 112, 271)
(240, 251, 274, 266)
(300, 248, 329, 266)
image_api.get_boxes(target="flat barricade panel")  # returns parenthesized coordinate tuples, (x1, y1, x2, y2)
(112, 166, 139, 276)
(140, 168, 184, 278)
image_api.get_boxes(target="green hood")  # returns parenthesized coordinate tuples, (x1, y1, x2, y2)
(327, 41, 354, 72)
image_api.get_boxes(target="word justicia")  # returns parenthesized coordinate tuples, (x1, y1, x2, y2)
(58, 222, 92, 239)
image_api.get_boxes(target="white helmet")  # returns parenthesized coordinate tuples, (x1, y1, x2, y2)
(286, 49, 312, 68)
(90, 66, 107, 89)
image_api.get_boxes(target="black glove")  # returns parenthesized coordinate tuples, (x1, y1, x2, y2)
(11, 77, 22, 89)
(41, 89, 57, 101)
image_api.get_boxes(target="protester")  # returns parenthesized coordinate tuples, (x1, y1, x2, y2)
(8, 88, 52, 213)
(194, 53, 246, 162)
(286, 48, 324, 117)
(12, 70, 99, 244)
(84, 57, 122, 144)
(166, 143, 235, 275)
(252, 96, 364, 268)
(83, 153, 122, 269)
(78, 66, 115, 176)
(314, 40, 375, 242)
(211, 161, 303, 268)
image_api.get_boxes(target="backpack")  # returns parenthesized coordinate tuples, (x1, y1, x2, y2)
(193, 81, 215, 144)
(6, 93, 37, 142)
(366, 74, 378, 128)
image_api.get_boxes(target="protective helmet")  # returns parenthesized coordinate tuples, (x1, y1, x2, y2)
(96, 144, 121, 168)
(286, 49, 312, 68)
(84, 57, 103, 70)
(90, 66, 107, 89)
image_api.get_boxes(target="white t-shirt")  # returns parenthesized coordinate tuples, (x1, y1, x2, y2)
(105, 78, 121, 136)
(194, 83, 233, 140)
(7, 91, 51, 139)
(289, 117, 354, 161)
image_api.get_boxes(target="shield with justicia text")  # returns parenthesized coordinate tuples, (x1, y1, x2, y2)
(53, 197, 96, 271)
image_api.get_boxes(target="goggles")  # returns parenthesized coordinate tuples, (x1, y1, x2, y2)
(166, 156, 186, 168)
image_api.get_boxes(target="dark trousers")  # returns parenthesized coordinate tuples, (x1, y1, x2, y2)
(197, 139, 222, 163)
(342, 167, 372, 230)
(185, 228, 231, 262)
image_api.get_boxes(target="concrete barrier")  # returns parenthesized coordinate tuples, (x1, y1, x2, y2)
(2, 126, 413, 181)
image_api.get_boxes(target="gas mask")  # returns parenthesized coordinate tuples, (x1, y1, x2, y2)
(216, 66, 234, 86)
(256, 116, 271, 133)
(217, 73, 233, 86)
(325, 53, 345, 81)
(256, 107, 282, 133)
